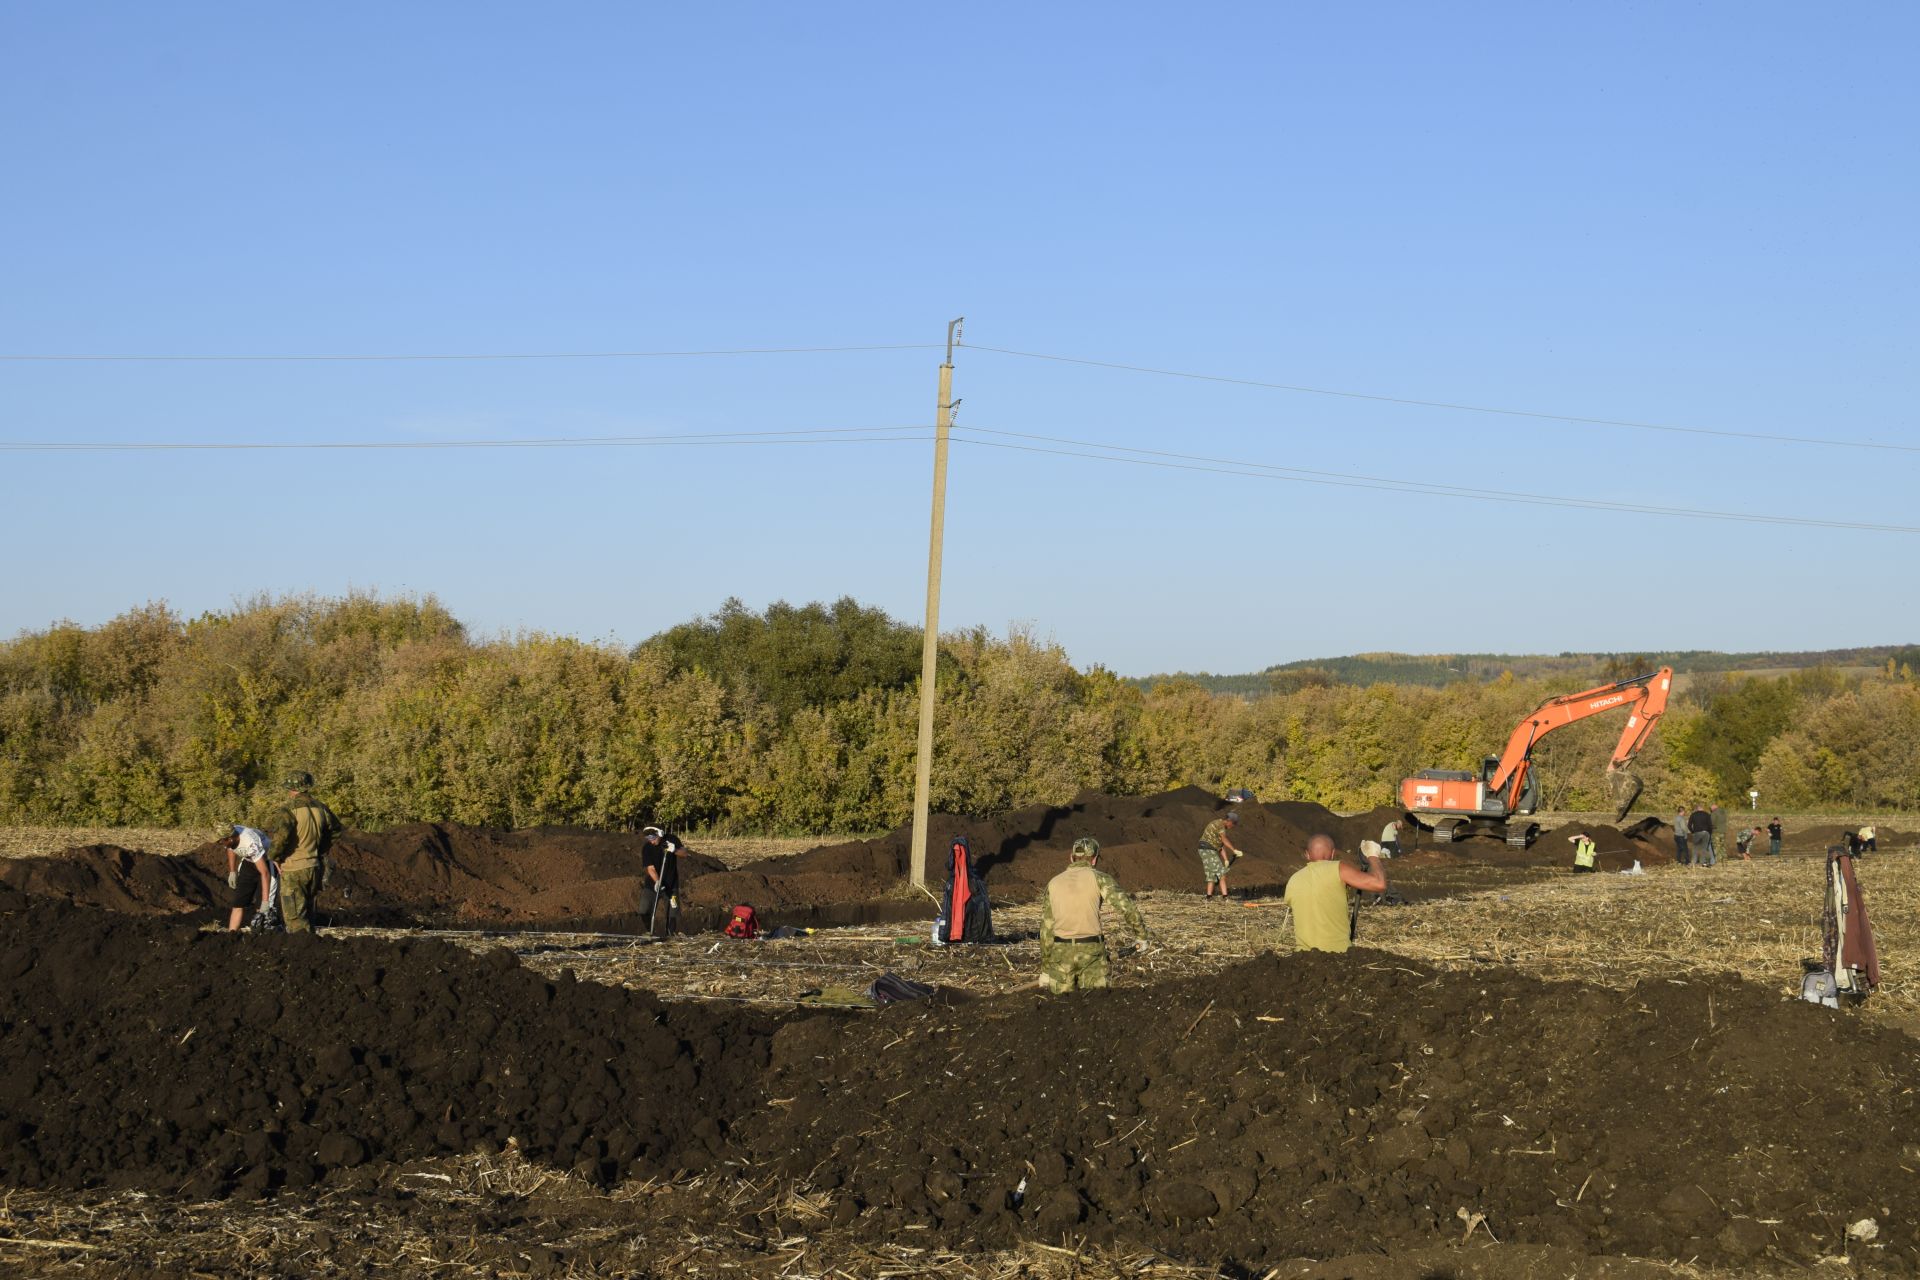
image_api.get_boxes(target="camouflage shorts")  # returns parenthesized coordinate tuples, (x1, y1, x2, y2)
(1040, 940, 1108, 993)
(1199, 847, 1226, 882)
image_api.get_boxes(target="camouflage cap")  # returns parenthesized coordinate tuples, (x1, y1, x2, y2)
(283, 771, 315, 791)
(1070, 836, 1100, 861)
(213, 823, 236, 842)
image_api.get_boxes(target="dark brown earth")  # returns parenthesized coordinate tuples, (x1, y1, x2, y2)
(0, 824, 729, 929)
(686, 788, 1678, 913)
(761, 950, 1918, 1272)
(0, 791, 1780, 929)
(2, 900, 1915, 1273)
(0, 901, 772, 1198)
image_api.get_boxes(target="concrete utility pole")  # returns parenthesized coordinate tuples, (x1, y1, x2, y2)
(909, 317, 963, 889)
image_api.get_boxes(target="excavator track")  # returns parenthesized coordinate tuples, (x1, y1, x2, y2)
(1505, 823, 1539, 849)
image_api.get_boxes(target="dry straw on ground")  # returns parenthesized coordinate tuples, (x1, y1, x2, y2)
(0, 826, 206, 860)
(0, 1146, 1754, 1279)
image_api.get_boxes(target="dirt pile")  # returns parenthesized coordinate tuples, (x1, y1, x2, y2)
(7, 902, 1920, 1270)
(2, 795, 1682, 928)
(1797, 822, 1913, 851)
(760, 952, 1920, 1270)
(1442, 817, 1674, 872)
(688, 788, 1405, 912)
(0, 903, 772, 1198)
(324, 823, 727, 924)
(0, 845, 226, 914)
(0, 824, 727, 928)
(687, 789, 1655, 913)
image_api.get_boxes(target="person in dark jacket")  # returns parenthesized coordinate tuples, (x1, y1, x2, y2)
(1687, 806, 1716, 868)
(937, 836, 994, 944)
(639, 826, 684, 938)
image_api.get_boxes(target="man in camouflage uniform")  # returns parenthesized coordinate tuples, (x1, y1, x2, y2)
(263, 771, 343, 934)
(1039, 837, 1149, 993)
(1198, 810, 1242, 900)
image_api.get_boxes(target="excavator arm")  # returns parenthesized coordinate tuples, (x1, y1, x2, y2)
(1490, 667, 1673, 820)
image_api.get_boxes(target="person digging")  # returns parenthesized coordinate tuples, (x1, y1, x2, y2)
(639, 825, 685, 939)
(1198, 810, 1243, 901)
(1038, 837, 1149, 993)
(218, 824, 283, 932)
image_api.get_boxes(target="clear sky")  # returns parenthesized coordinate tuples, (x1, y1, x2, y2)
(3, 3, 1914, 675)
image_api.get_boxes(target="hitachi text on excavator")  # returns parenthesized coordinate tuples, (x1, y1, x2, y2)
(1399, 668, 1673, 847)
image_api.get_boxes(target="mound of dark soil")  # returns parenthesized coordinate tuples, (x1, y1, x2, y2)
(687, 789, 1656, 914)
(2, 824, 728, 928)
(0, 903, 772, 1198)
(1441, 817, 1674, 873)
(7, 901, 1920, 1271)
(1797, 822, 1912, 852)
(759, 952, 1920, 1270)
(689, 788, 1402, 913)
(323, 823, 727, 924)
(0, 845, 225, 915)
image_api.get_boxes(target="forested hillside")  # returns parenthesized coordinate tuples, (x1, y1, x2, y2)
(1142, 646, 1918, 695)
(1, 594, 1913, 832)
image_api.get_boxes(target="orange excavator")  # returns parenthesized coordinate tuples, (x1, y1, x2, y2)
(1399, 667, 1674, 847)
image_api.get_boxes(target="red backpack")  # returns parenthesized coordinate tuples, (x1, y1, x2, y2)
(723, 904, 760, 940)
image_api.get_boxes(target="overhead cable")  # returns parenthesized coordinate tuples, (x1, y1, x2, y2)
(961, 342, 1919, 455)
(0, 343, 941, 363)
(0, 425, 934, 452)
(948, 427, 1920, 535)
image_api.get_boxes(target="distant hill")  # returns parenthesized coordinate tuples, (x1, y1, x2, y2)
(1135, 645, 1920, 696)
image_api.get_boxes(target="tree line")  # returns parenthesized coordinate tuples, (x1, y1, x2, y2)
(0, 593, 1912, 833)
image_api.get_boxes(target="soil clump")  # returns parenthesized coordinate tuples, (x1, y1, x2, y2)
(760, 950, 1920, 1271)
(0, 902, 772, 1198)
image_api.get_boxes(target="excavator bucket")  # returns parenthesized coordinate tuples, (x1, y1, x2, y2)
(1605, 767, 1644, 822)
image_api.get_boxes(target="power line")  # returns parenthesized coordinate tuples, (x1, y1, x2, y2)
(0, 425, 934, 452)
(948, 426, 1920, 535)
(0, 343, 941, 363)
(5, 416, 1910, 534)
(962, 342, 1920, 455)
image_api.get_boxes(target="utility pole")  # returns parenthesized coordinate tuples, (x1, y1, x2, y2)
(909, 317, 963, 889)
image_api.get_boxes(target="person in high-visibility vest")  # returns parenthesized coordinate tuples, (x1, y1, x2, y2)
(1569, 832, 1598, 874)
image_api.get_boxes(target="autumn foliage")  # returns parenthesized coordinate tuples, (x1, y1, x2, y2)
(0, 595, 1910, 831)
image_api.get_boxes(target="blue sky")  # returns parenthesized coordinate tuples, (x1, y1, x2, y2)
(3, 3, 1914, 674)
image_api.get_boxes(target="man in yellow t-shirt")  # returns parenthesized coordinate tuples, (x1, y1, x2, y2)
(1282, 834, 1387, 953)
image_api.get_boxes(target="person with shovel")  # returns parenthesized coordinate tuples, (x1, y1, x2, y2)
(639, 825, 684, 938)
(1198, 810, 1243, 901)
